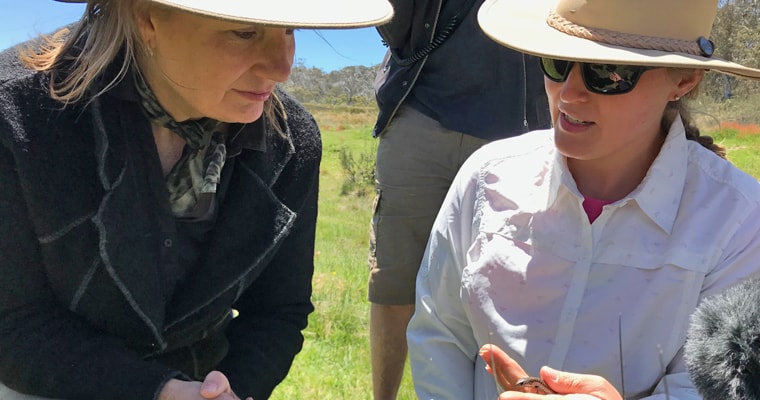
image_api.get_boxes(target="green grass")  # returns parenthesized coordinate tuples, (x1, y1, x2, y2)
(710, 123, 760, 178)
(270, 122, 416, 399)
(269, 107, 760, 400)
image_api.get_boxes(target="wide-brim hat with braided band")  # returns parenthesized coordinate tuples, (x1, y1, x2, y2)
(478, 0, 760, 79)
(54, 0, 394, 29)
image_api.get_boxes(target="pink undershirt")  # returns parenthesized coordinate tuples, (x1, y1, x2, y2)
(582, 196, 615, 223)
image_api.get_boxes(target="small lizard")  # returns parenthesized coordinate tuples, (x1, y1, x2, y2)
(515, 376, 557, 394)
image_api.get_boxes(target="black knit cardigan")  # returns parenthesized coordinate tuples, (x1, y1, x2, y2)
(0, 43, 320, 400)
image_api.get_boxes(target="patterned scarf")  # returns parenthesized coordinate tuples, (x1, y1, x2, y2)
(133, 69, 228, 220)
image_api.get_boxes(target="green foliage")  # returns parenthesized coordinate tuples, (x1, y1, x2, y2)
(709, 122, 760, 178)
(338, 146, 376, 197)
(698, 0, 760, 101)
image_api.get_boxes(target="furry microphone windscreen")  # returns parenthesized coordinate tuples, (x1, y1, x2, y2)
(684, 277, 760, 400)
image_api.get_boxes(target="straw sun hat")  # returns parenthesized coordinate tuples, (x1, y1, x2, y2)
(54, 0, 394, 29)
(478, 0, 760, 79)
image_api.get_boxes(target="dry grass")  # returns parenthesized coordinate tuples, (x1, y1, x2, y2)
(306, 103, 378, 131)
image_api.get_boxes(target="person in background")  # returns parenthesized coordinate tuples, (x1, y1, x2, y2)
(366, 0, 551, 396)
(407, 0, 760, 398)
(0, 0, 392, 399)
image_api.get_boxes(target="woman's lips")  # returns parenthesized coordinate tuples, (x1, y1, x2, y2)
(558, 112, 593, 133)
(234, 89, 271, 102)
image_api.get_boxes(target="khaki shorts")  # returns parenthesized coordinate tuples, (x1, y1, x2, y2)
(368, 105, 489, 305)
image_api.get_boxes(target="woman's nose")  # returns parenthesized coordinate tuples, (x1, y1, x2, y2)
(255, 28, 295, 82)
(559, 63, 590, 102)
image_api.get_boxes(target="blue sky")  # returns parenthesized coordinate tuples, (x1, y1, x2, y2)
(0, 0, 389, 72)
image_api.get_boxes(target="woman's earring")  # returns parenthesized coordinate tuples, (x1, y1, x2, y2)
(672, 95, 681, 102)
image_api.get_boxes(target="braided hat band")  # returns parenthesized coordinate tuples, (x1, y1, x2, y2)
(546, 11, 715, 58)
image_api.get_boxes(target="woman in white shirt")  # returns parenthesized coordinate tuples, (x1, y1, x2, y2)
(406, 0, 760, 399)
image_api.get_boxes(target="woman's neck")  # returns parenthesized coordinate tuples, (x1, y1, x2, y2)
(152, 124, 186, 176)
(136, 56, 195, 122)
(567, 135, 665, 201)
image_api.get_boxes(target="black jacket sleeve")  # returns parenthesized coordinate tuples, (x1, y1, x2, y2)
(0, 140, 182, 400)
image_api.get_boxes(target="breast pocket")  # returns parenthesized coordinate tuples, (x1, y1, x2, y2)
(596, 243, 712, 274)
(595, 246, 708, 349)
(593, 244, 710, 311)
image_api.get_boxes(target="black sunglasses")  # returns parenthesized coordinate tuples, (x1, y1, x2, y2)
(539, 58, 655, 95)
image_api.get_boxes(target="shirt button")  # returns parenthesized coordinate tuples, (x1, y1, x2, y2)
(163, 238, 173, 247)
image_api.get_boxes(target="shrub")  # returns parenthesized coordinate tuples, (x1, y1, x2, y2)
(338, 147, 376, 197)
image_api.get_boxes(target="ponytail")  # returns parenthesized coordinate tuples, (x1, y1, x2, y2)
(660, 77, 726, 159)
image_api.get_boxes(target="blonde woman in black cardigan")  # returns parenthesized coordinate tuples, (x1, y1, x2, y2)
(0, 0, 392, 399)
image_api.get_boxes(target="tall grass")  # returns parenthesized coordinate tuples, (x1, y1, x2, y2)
(269, 101, 760, 400)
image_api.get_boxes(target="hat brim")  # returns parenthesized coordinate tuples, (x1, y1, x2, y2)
(477, 0, 760, 79)
(152, 0, 393, 28)
(55, 0, 394, 28)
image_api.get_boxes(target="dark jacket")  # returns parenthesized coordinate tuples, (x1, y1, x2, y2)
(372, 0, 551, 139)
(0, 44, 319, 400)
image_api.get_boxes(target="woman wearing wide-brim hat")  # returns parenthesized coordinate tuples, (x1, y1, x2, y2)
(0, 0, 392, 399)
(406, 0, 760, 399)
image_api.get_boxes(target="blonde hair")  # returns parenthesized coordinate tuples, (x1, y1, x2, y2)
(19, 0, 284, 131)
(20, 0, 141, 104)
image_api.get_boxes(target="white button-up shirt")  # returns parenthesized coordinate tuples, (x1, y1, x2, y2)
(408, 118, 760, 400)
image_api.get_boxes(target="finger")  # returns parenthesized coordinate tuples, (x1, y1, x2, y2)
(200, 370, 233, 398)
(539, 366, 622, 400)
(498, 391, 553, 400)
(479, 344, 529, 390)
(500, 390, 602, 400)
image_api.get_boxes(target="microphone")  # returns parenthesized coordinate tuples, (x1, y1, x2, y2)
(684, 277, 760, 400)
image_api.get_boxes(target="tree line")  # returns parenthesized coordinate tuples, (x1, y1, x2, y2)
(281, 60, 379, 107)
(707, 0, 760, 100)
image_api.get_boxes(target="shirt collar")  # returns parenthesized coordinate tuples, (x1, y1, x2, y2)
(627, 116, 689, 234)
(547, 146, 576, 208)
(545, 117, 689, 234)
(227, 118, 267, 156)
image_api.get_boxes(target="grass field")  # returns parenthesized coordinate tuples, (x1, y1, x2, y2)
(711, 121, 760, 177)
(269, 104, 760, 400)
(270, 106, 416, 399)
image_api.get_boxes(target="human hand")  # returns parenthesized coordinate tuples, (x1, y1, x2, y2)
(479, 344, 622, 399)
(158, 371, 253, 400)
(199, 371, 254, 400)
(479, 343, 528, 392)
